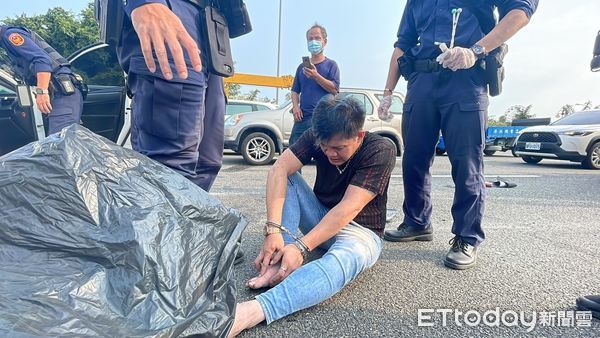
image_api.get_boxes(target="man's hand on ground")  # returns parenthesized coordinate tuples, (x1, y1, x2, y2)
(292, 106, 303, 122)
(255, 234, 284, 276)
(130, 3, 202, 80)
(36, 93, 52, 114)
(268, 244, 304, 285)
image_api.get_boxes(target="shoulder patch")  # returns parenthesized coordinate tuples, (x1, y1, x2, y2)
(8, 33, 25, 46)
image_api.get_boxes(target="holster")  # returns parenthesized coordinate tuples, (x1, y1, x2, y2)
(199, 5, 235, 77)
(52, 74, 76, 96)
(51, 74, 88, 99)
(483, 43, 508, 97)
(396, 55, 415, 80)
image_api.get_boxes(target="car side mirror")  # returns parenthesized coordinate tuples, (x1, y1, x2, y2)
(592, 31, 600, 72)
(16, 85, 33, 108)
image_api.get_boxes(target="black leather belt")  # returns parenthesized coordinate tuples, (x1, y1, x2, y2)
(413, 59, 443, 73)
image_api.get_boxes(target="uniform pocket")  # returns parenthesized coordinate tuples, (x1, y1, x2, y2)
(458, 99, 488, 112)
(150, 78, 184, 140)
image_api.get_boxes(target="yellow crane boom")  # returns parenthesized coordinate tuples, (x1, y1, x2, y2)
(224, 73, 294, 96)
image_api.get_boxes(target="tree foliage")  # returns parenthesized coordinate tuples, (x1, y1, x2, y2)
(1, 3, 99, 57)
(506, 104, 535, 120)
(0, 3, 127, 86)
(556, 100, 596, 118)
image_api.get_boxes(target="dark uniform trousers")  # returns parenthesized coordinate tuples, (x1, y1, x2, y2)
(118, 0, 226, 192)
(402, 66, 487, 246)
(48, 89, 84, 134)
(127, 72, 225, 192)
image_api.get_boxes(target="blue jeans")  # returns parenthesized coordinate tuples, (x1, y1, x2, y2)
(288, 118, 312, 146)
(255, 173, 383, 324)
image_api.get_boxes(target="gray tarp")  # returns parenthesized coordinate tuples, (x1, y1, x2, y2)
(0, 125, 246, 337)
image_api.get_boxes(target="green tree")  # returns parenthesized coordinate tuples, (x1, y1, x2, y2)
(1, 3, 99, 57)
(506, 104, 535, 120)
(580, 100, 593, 110)
(556, 104, 574, 118)
(227, 83, 241, 97)
(1, 3, 126, 86)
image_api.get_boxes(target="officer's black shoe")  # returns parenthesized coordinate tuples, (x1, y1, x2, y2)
(576, 295, 600, 319)
(444, 236, 477, 270)
(383, 223, 433, 242)
(234, 249, 245, 265)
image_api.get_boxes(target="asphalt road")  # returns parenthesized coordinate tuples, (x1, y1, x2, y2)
(207, 151, 600, 337)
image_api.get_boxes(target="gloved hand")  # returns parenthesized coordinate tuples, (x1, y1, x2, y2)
(435, 47, 477, 71)
(377, 94, 394, 122)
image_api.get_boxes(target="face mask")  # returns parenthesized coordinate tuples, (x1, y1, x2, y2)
(307, 40, 323, 55)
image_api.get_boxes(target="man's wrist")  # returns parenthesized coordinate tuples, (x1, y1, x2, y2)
(264, 221, 283, 236)
(292, 241, 309, 260)
(125, 0, 168, 16)
(384, 88, 393, 94)
(34, 87, 49, 96)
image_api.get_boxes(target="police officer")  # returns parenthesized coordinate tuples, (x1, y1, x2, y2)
(379, 0, 538, 269)
(117, 0, 227, 192)
(0, 25, 84, 134)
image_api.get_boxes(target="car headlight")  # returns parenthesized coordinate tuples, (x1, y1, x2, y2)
(225, 114, 243, 126)
(559, 131, 593, 136)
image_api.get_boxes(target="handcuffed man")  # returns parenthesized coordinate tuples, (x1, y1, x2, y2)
(228, 96, 396, 337)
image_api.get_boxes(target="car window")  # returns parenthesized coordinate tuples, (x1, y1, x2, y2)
(0, 83, 14, 95)
(70, 46, 125, 86)
(254, 103, 273, 111)
(226, 103, 254, 115)
(340, 92, 374, 115)
(552, 111, 600, 125)
(375, 94, 403, 114)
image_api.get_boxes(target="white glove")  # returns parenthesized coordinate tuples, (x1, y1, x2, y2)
(436, 47, 477, 71)
(377, 94, 394, 122)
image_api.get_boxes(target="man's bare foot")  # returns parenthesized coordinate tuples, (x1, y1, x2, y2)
(228, 300, 265, 337)
(246, 262, 281, 289)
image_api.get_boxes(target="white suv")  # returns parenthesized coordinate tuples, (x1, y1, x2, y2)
(223, 88, 405, 165)
(513, 110, 600, 169)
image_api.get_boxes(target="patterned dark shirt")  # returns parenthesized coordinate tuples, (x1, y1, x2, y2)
(290, 131, 396, 235)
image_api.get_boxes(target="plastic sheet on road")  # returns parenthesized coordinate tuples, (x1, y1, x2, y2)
(0, 125, 247, 337)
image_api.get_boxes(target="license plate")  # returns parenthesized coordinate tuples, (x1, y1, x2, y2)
(525, 142, 541, 150)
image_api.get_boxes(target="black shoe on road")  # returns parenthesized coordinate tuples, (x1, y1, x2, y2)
(576, 295, 600, 319)
(444, 236, 478, 270)
(383, 223, 433, 242)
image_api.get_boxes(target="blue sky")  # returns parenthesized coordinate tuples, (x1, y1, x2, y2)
(3, 1, 599, 119)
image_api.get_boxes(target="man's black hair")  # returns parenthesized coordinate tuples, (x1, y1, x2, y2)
(311, 95, 366, 142)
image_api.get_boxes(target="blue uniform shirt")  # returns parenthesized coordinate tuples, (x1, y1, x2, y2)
(291, 58, 340, 119)
(0, 26, 71, 85)
(395, 0, 538, 59)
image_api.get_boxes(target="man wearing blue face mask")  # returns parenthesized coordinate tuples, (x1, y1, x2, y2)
(289, 23, 340, 146)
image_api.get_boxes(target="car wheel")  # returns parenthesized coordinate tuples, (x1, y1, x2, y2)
(484, 150, 496, 156)
(241, 132, 275, 165)
(582, 142, 600, 169)
(521, 155, 542, 164)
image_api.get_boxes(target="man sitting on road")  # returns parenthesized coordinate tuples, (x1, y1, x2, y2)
(227, 96, 396, 337)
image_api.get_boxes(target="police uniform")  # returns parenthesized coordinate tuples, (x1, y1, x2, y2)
(391, 1, 538, 247)
(0, 25, 84, 134)
(117, 0, 226, 192)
